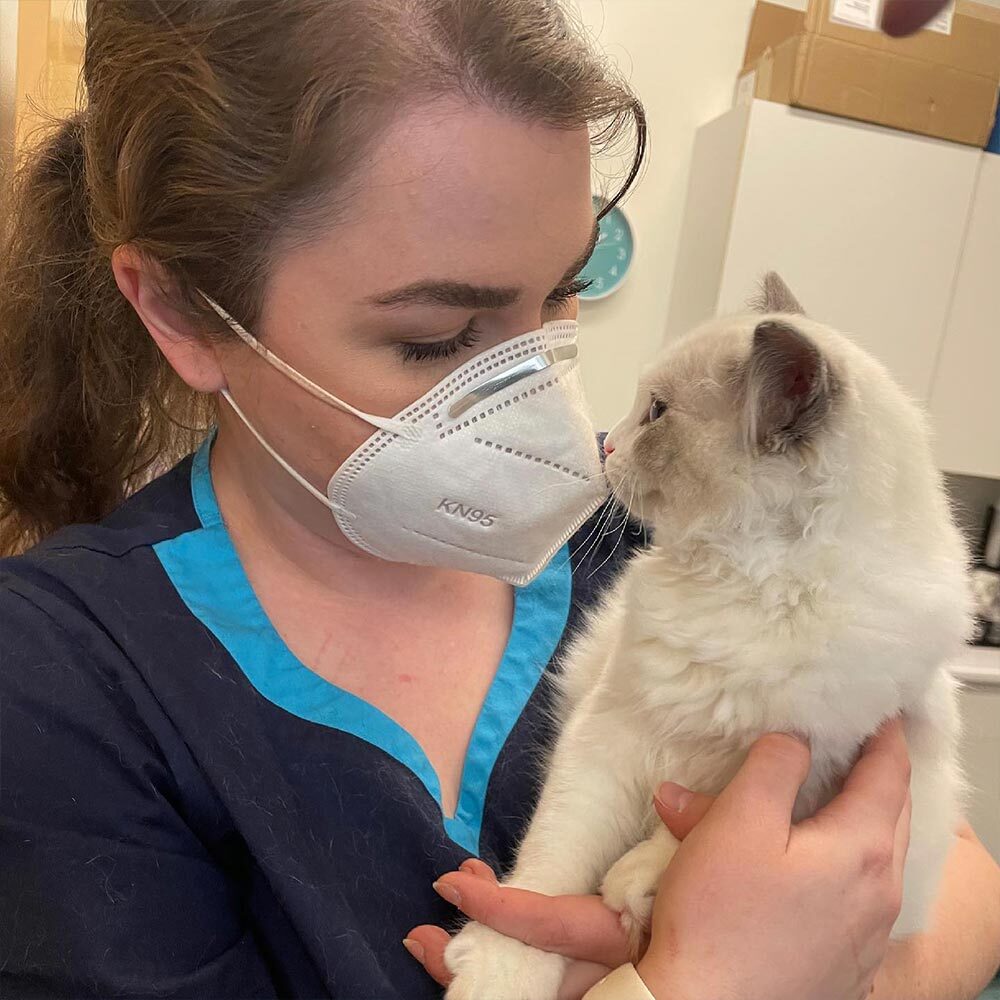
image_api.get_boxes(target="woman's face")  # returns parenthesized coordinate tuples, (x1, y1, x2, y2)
(217, 97, 597, 512)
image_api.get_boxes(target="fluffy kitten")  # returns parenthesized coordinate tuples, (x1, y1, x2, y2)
(443, 274, 971, 1000)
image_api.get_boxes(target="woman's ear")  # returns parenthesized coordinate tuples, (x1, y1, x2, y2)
(112, 244, 227, 393)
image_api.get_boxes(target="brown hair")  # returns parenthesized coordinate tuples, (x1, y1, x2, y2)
(0, 0, 646, 556)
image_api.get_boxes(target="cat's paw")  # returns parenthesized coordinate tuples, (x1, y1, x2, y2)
(443, 920, 567, 1000)
(600, 830, 679, 963)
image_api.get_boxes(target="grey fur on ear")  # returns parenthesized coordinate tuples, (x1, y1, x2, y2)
(750, 272, 805, 315)
(744, 320, 837, 453)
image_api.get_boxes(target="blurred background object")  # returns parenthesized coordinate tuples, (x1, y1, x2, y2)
(0, 0, 84, 180)
(882, 0, 955, 35)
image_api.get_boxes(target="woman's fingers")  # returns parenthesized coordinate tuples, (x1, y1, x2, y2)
(405, 921, 615, 998)
(654, 735, 811, 848)
(427, 871, 631, 967)
(403, 924, 452, 986)
(401, 859, 496, 983)
(459, 857, 498, 882)
(810, 719, 910, 842)
(710, 733, 811, 849)
(653, 782, 714, 840)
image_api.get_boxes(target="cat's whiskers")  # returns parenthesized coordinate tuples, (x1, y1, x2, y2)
(587, 474, 637, 580)
(554, 494, 615, 573)
(530, 471, 609, 497)
(528, 470, 616, 575)
(571, 493, 621, 568)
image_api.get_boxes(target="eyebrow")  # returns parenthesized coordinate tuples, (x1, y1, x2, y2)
(367, 216, 600, 310)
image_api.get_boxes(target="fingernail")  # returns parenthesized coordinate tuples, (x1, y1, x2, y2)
(432, 879, 462, 906)
(402, 938, 425, 964)
(656, 781, 693, 813)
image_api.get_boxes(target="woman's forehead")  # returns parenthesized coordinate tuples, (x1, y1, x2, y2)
(280, 98, 595, 299)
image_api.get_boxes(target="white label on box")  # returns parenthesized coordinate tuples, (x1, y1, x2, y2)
(927, 1, 955, 34)
(830, 0, 879, 30)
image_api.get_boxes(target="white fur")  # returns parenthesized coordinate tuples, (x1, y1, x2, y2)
(444, 307, 971, 1000)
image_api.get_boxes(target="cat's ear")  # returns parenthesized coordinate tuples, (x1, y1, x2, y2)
(743, 321, 836, 452)
(750, 272, 805, 315)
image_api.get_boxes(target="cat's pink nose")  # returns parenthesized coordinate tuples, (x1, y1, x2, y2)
(603, 439, 615, 456)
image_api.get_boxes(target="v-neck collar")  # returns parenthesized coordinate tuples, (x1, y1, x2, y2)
(152, 435, 572, 855)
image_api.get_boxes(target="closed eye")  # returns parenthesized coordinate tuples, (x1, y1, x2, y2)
(397, 276, 594, 364)
(546, 277, 593, 305)
(396, 324, 482, 363)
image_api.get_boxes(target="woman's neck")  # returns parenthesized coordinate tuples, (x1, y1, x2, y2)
(208, 423, 471, 603)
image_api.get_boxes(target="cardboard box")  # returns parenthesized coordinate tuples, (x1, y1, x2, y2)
(743, 1, 806, 69)
(739, 0, 1000, 146)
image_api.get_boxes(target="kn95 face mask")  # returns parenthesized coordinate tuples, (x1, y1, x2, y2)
(199, 290, 608, 585)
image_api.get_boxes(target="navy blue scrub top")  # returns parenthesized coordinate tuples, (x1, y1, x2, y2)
(0, 435, 646, 999)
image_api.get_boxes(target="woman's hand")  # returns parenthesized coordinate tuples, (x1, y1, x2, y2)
(404, 860, 626, 998)
(635, 721, 912, 1000)
(405, 721, 911, 1000)
(403, 795, 718, 997)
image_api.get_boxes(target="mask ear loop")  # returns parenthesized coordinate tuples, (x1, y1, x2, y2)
(198, 290, 421, 442)
(219, 389, 357, 521)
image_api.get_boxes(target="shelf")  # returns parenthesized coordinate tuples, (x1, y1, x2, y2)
(952, 645, 1000, 687)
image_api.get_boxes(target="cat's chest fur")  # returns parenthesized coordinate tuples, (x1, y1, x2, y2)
(585, 552, 932, 823)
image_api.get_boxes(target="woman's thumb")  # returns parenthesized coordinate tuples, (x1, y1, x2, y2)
(653, 782, 715, 841)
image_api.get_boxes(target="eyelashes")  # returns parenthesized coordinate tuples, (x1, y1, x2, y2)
(546, 277, 593, 303)
(395, 277, 594, 364)
(397, 324, 483, 364)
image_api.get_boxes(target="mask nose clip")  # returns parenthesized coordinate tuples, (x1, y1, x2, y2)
(447, 343, 579, 419)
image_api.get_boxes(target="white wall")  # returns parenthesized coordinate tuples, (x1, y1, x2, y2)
(570, 0, 759, 428)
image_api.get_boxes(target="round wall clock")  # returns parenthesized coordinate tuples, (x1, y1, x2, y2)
(578, 194, 636, 301)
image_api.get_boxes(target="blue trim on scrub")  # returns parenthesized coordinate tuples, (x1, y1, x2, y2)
(153, 435, 572, 855)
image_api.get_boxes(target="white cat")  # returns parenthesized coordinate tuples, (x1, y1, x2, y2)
(443, 274, 972, 1000)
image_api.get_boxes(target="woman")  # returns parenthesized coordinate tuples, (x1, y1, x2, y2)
(0, 2, 997, 999)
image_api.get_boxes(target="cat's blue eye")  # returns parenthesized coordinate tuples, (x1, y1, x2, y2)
(644, 398, 668, 424)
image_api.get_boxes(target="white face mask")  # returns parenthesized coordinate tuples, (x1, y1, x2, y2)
(198, 291, 608, 585)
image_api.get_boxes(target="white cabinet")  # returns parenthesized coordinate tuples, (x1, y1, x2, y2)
(954, 647, 1000, 863)
(928, 156, 1000, 479)
(666, 98, 983, 403)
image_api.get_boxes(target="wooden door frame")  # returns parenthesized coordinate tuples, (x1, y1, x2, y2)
(0, 0, 20, 178)
(1, 0, 86, 177)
